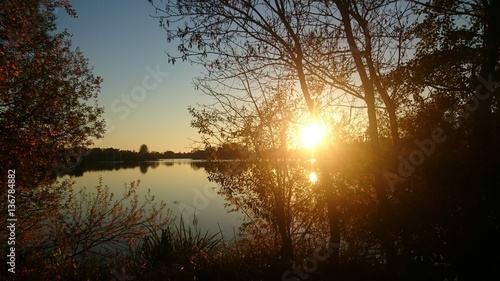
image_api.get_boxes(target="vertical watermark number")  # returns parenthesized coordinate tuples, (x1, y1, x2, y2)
(6, 169, 16, 274)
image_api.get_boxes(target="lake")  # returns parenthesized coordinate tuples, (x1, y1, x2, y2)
(60, 159, 244, 239)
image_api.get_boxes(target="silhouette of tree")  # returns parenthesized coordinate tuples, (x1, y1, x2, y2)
(395, 1, 500, 279)
(139, 144, 149, 154)
(150, 0, 419, 274)
(149, 0, 500, 279)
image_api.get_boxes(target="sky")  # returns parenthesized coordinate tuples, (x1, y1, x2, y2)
(56, 0, 208, 153)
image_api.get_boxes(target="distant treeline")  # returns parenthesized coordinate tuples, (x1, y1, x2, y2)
(78, 143, 310, 165)
(80, 147, 210, 163)
(79, 143, 253, 164)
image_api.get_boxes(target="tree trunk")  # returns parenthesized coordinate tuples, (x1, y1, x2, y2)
(292, 29, 341, 276)
(335, 0, 397, 274)
(275, 186, 294, 262)
(317, 150, 341, 278)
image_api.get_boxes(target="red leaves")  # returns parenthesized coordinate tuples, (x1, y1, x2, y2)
(1, 0, 105, 188)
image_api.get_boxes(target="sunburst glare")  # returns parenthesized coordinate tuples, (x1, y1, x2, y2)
(309, 172, 318, 183)
(300, 121, 327, 148)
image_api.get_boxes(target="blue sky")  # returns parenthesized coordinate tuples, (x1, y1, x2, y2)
(57, 0, 206, 152)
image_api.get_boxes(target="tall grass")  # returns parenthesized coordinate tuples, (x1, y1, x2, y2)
(134, 216, 226, 280)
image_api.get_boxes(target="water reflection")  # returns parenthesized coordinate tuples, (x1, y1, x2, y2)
(60, 159, 242, 238)
(68, 159, 210, 177)
(63, 158, 319, 244)
(202, 159, 321, 261)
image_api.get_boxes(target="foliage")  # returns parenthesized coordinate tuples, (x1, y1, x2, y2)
(135, 216, 223, 280)
(139, 144, 149, 154)
(2, 178, 171, 280)
(151, 0, 500, 279)
(50, 178, 170, 261)
(0, 0, 105, 188)
(150, 3, 420, 275)
(187, 67, 325, 263)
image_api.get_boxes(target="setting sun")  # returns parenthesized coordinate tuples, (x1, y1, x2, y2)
(300, 121, 327, 148)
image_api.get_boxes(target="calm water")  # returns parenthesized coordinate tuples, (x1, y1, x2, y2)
(61, 159, 244, 238)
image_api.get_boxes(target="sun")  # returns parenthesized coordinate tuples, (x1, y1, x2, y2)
(300, 121, 327, 148)
(309, 172, 318, 183)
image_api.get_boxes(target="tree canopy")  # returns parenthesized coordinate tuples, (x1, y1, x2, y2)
(151, 0, 500, 279)
(0, 0, 105, 187)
